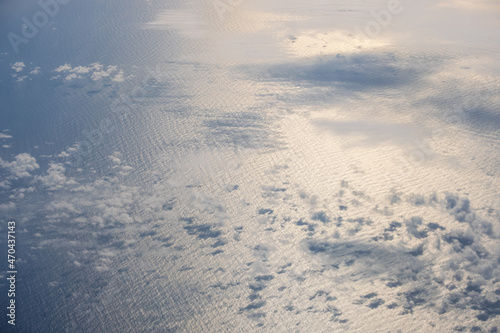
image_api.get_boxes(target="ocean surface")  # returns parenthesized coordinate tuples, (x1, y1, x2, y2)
(1, 0, 500, 331)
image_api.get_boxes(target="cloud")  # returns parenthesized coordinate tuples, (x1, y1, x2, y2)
(0, 153, 39, 178)
(90, 70, 110, 81)
(30, 67, 41, 75)
(37, 163, 76, 190)
(54, 64, 72, 72)
(112, 69, 125, 82)
(64, 73, 82, 82)
(0, 133, 13, 139)
(0, 202, 15, 211)
(0, 180, 11, 189)
(92, 65, 118, 81)
(12, 62, 25, 72)
(108, 152, 122, 166)
(71, 66, 93, 74)
(53, 63, 124, 83)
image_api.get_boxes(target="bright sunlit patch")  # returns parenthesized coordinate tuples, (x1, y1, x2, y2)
(283, 30, 388, 58)
(145, 5, 300, 40)
(436, 0, 500, 11)
(145, 9, 206, 38)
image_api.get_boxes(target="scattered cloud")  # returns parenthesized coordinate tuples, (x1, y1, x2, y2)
(0, 202, 15, 211)
(12, 62, 25, 72)
(53, 63, 124, 83)
(0, 180, 11, 190)
(64, 73, 82, 82)
(37, 163, 77, 190)
(112, 69, 125, 82)
(0, 153, 39, 178)
(54, 64, 73, 72)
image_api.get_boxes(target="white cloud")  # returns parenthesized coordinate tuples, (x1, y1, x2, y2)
(89, 63, 103, 71)
(0, 202, 15, 211)
(112, 69, 125, 82)
(0, 133, 12, 139)
(54, 64, 72, 72)
(91, 70, 110, 81)
(52, 63, 126, 83)
(108, 154, 122, 166)
(47, 200, 79, 213)
(12, 62, 25, 72)
(71, 66, 92, 74)
(64, 73, 81, 82)
(91, 65, 117, 81)
(9, 186, 35, 199)
(0, 180, 11, 189)
(0, 153, 39, 178)
(30, 67, 41, 75)
(37, 163, 76, 190)
(57, 151, 70, 158)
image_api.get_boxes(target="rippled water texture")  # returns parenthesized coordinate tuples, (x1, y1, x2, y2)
(1, 0, 500, 331)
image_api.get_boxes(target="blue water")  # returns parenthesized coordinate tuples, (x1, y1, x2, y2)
(1, 0, 500, 332)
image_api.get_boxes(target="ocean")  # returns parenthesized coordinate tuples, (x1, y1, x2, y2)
(1, 0, 500, 331)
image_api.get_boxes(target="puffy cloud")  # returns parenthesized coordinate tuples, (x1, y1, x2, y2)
(108, 152, 122, 166)
(90, 70, 110, 81)
(0, 133, 12, 139)
(54, 64, 72, 72)
(12, 62, 25, 72)
(0, 153, 39, 178)
(112, 69, 125, 82)
(0, 180, 11, 189)
(64, 73, 81, 82)
(37, 163, 76, 190)
(8, 186, 35, 199)
(52, 63, 125, 84)
(71, 66, 92, 74)
(445, 193, 475, 223)
(91, 65, 117, 81)
(0, 202, 15, 211)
